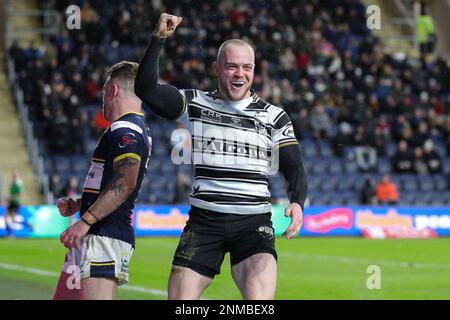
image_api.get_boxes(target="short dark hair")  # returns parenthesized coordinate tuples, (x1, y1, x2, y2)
(105, 61, 139, 94)
(106, 60, 139, 81)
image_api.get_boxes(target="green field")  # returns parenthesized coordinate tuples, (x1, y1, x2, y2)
(1, 237, 449, 300)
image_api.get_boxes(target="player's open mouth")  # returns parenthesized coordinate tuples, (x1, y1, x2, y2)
(231, 81, 245, 88)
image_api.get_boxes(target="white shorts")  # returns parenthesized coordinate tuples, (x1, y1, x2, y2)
(62, 234, 134, 286)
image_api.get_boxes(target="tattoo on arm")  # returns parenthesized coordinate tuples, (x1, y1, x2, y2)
(88, 157, 140, 222)
(105, 157, 140, 197)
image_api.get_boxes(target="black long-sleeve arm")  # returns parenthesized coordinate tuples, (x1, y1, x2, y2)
(279, 144, 309, 210)
(134, 35, 185, 120)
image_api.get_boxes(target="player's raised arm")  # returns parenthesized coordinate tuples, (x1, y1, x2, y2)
(135, 13, 185, 120)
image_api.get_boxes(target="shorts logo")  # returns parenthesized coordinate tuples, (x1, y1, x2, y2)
(176, 230, 199, 260)
(257, 225, 274, 239)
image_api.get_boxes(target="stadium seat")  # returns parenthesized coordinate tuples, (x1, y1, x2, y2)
(310, 161, 327, 174)
(400, 174, 419, 192)
(398, 193, 416, 206)
(341, 191, 360, 205)
(71, 156, 89, 175)
(428, 193, 445, 206)
(412, 192, 432, 205)
(328, 160, 343, 174)
(377, 157, 391, 174)
(335, 174, 354, 192)
(320, 177, 338, 192)
(443, 159, 450, 175)
(385, 142, 397, 158)
(303, 144, 318, 158)
(433, 175, 447, 191)
(343, 161, 358, 173)
(53, 156, 72, 174)
(316, 140, 333, 157)
(418, 176, 434, 192)
(441, 191, 450, 205)
(308, 176, 321, 191)
(309, 192, 331, 206)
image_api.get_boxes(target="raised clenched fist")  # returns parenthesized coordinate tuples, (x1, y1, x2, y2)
(154, 13, 183, 38)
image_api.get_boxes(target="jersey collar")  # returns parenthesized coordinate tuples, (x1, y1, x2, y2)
(116, 111, 145, 120)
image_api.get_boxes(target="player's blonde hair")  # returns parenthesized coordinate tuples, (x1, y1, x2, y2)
(216, 39, 255, 63)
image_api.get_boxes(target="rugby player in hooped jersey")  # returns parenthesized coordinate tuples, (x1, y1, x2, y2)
(53, 61, 152, 300)
(135, 13, 308, 300)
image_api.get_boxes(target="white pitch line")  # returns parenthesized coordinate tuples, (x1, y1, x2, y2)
(280, 252, 450, 270)
(0, 262, 167, 297)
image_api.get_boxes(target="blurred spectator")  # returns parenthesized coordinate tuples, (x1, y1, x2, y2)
(391, 140, 413, 173)
(9, 39, 27, 73)
(372, 125, 387, 156)
(376, 175, 399, 205)
(92, 110, 111, 134)
(412, 147, 428, 174)
(5, 171, 24, 237)
(292, 108, 311, 140)
(410, 121, 429, 148)
(361, 177, 378, 205)
(423, 139, 442, 173)
(416, 2, 436, 56)
(61, 177, 80, 198)
(332, 122, 353, 157)
(50, 174, 64, 199)
(310, 101, 332, 139)
(49, 109, 72, 153)
(353, 125, 377, 172)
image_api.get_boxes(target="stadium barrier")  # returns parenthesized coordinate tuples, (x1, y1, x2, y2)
(0, 205, 449, 238)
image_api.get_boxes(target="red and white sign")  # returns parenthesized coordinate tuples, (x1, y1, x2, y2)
(362, 227, 437, 239)
(304, 208, 353, 233)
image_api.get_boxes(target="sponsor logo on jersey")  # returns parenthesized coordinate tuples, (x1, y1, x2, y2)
(119, 133, 137, 148)
(200, 109, 222, 122)
(282, 126, 295, 137)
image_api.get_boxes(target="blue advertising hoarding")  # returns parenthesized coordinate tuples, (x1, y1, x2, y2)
(1, 205, 449, 238)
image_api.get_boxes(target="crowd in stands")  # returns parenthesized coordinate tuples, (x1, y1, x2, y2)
(7, 0, 450, 205)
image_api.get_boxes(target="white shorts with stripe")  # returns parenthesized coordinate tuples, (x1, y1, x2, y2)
(62, 234, 134, 286)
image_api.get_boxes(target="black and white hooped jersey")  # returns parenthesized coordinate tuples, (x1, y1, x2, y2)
(176, 89, 298, 215)
(80, 112, 152, 246)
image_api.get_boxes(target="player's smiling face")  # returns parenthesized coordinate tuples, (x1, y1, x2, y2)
(215, 44, 255, 101)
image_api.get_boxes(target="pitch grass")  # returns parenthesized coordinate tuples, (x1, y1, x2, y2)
(0, 237, 450, 300)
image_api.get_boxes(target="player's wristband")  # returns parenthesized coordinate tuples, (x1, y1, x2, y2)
(80, 217, 92, 227)
(82, 209, 99, 225)
(152, 33, 167, 41)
